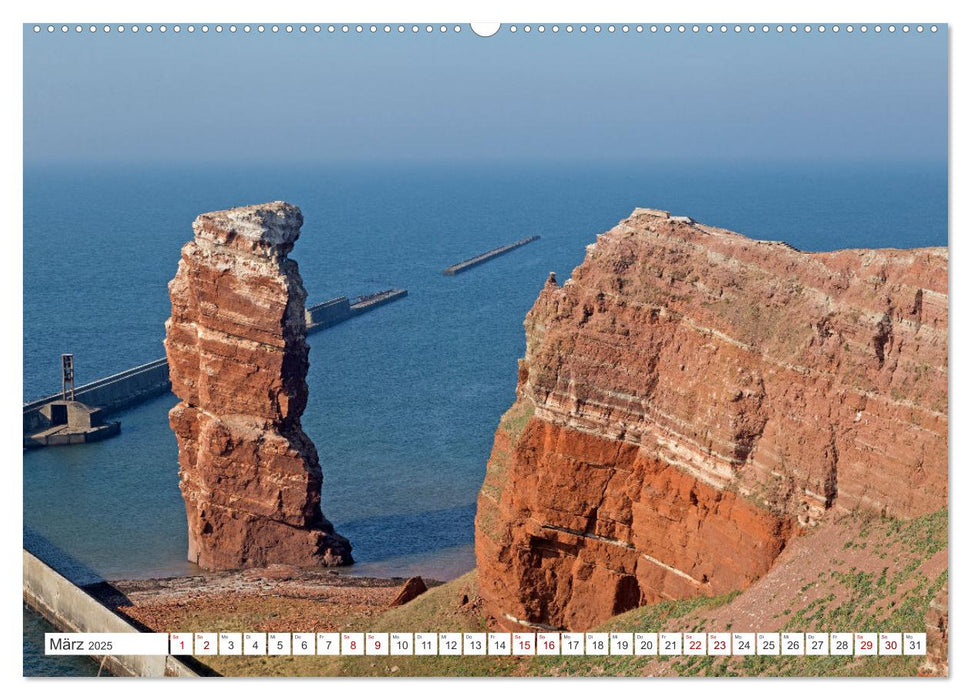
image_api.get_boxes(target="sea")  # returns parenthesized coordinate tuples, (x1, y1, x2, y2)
(22, 159, 947, 675)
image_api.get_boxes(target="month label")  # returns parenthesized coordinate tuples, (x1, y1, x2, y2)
(45, 633, 168, 656)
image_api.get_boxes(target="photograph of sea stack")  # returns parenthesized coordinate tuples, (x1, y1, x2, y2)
(21, 17, 948, 682)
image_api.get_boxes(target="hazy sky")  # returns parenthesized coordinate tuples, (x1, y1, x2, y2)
(23, 26, 947, 164)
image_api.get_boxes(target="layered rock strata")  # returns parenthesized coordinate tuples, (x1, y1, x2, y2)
(475, 207, 947, 631)
(922, 582, 948, 676)
(165, 202, 352, 570)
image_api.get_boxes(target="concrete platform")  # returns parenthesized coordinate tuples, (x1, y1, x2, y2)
(26, 421, 120, 448)
(24, 400, 121, 449)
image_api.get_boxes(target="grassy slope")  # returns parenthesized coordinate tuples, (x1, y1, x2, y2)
(302, 509, 947, 678)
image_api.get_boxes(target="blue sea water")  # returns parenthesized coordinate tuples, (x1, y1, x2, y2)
(22, 160, 946, 674)
(23, 606, 101, 677)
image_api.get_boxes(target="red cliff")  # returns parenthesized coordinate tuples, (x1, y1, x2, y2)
(164, 202, 352, 570)
(475, 207, 947, 631)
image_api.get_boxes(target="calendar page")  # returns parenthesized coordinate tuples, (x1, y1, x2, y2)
(20, 5, 950, 683)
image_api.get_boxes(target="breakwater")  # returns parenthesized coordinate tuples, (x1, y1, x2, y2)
(23, 289, 408, 435)
(443, 236, 540, 276)
(306, 288, 407, 329)
(23, 549, 199, 677)
(23, 358, 170, 434)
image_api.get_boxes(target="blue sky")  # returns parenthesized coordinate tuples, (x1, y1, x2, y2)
(23, 26, 947, 164)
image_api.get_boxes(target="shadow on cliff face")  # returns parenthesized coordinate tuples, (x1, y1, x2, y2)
(335, 502, 475, 566)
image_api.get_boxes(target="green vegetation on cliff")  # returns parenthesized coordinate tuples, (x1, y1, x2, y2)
(190, 508, 944, 677)
(318, 509, 947, 678)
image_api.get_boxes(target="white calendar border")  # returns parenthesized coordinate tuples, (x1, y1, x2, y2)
(7, 0, 965, 698)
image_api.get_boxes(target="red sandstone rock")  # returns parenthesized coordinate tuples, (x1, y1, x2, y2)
(922, 582, 948, 676)
(389, 576, 428, 606)
(475, 208, 947, 631)
(164, 202, 352, 570)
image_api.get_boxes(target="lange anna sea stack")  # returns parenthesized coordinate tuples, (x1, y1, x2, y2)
(164, 201, 352, 570)
(475, 208, 947, 631)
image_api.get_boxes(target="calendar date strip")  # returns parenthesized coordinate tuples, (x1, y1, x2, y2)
(46, 631, 927, 657)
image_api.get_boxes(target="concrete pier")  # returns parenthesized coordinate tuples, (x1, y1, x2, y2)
(24, 289, 408, 441)
(23, 358, 170, 437)
(346, 288, 408, 314)
(23, 549, 200, 677)
(305, 288, 407, 330)
(24, 401, 121, 449)
(443, 236, 540, 276)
